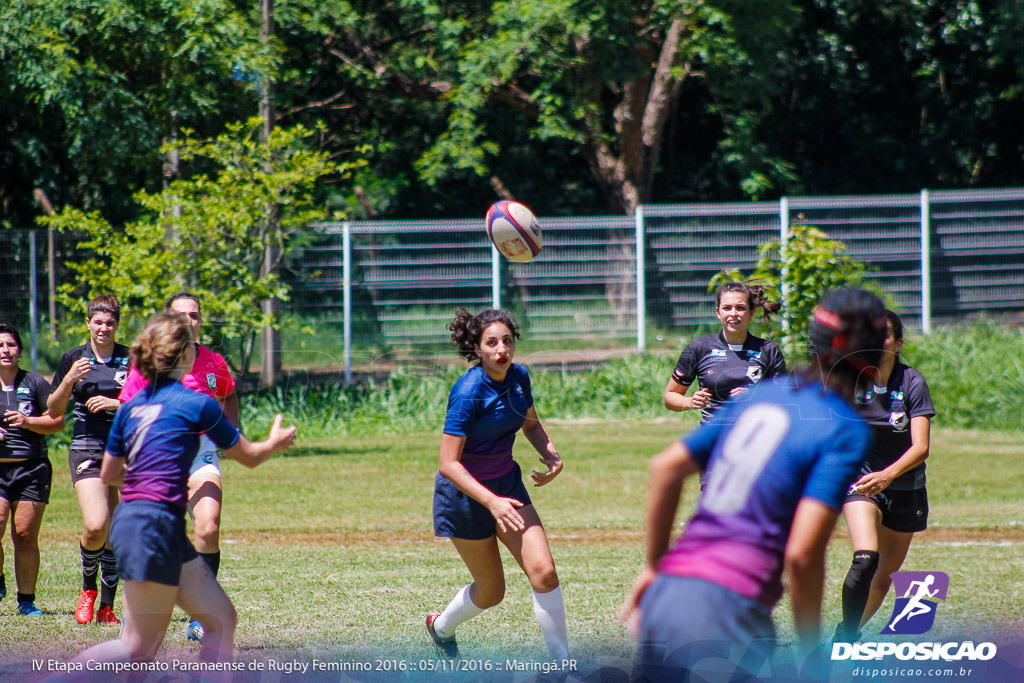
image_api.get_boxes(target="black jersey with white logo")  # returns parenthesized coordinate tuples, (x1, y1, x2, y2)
(855, 361, 934, 490)
(51, 343, 130, 450)
(671, 332, 787, 422)
(0, 369, 53, 460)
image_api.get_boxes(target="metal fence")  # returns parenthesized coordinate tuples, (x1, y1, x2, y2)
(4, 187, 1024, 375)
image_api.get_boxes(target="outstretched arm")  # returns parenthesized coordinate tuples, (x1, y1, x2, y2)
(785, 498, 841, 652)
(521, 405, 562, 486)
(221, 414, 295, 468)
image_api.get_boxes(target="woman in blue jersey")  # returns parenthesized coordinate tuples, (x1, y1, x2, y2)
(48, 295, 129, 625)
(0, 323, 65, 616)
(833, 310, 935, 642)
(426, 309, 569, 664)
(621, 289, 888, 682)
(664, 282, 786, 420)
(72, 313, 296, 666)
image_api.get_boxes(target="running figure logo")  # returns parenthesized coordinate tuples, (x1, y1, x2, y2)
(881, 571, 949, 635)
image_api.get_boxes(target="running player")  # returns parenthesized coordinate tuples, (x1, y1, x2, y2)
(72, 313, 295, 667)
(48, 295, 130, 625)
(664, 282, 786, 420)
(426, 309, 569, 664)
(833, 310, 935, 642)
(0, 322, 65, 616)
(620, 289, 887, 681)
(118, 292, 238, 642)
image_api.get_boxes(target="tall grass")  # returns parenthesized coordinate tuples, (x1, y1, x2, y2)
(234, 319, 1024, 437)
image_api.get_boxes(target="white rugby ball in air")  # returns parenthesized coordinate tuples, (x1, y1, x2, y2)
(486, 200, 542, 262)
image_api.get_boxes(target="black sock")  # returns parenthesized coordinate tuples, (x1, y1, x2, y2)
(100, 547, 119, 607)
(199, 551, 220, 578)
(0, 574, 6, 593)
(17, 592, 35, 604)
(840, 550, 880, 638)
(81, 544, 103, 592)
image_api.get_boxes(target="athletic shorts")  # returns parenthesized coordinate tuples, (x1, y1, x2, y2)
(110, 499, 198, 585)
(845, 487, 928, 533)
(0, 459, 52, 504)
(637, 576, 775, 683)
(189, 434, 221, 478)
(433, 461, 532, 540)
(69, 448, 103, 484)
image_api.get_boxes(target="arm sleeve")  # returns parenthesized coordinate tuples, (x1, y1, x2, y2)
(671, 340, 702, 386)
(50, 350, 74, 390)
(443, 383, 478, 437)
(520, 365, 534, 409)
(105, 408, 126, 459)
(905, 370, 935, 419)
(680, 417, 728, 470)
(196, 394, 240, 450)
(766, 343, 787, 378)
(801, 422, 870, 510)
(31, 373, 53, 414)
(118, 367, 146, 402)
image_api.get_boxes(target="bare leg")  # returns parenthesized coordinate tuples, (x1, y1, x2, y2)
(11, 500, 46, 594)
(187, 473, 222, 555)
(75, 478, 112, 550)
(175, 558, 237, 664)
(74, 580, 176, 663)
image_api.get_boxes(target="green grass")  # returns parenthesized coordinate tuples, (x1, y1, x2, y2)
(1, 423, 1022, 678)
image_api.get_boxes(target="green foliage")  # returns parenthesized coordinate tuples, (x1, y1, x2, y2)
(40, 120, 343, 374)
(711, 224, 877, 353)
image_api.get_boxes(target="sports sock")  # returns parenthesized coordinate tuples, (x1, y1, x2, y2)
(434, 584, 484, 639)
(532, 586, 569, 661)
(18, 592, 35, 604)
(81, 544, 103, 592)
(99, 547, 119, 608)
(840, 550, 879, 639)
(199, 551, 221, 578)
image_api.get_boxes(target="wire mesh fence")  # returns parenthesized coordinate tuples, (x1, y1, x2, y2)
(4, 187, 1024, 376)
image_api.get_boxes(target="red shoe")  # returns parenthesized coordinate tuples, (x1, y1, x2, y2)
(95, 605, 120, 625)
(75, 589, 98, 624)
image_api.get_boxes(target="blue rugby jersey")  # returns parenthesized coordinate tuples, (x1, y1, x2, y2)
(443, 363, 534, 480)
(106, 379, 239, 507)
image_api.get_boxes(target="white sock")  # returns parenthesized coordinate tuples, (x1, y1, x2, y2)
(532, 586, 569, 661)
(434, 584, 484, 638)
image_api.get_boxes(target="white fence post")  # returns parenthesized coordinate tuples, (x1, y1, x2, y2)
(920, 189, 932, 334)
(29, 230, 39, 374)
(636, 205, 646, 351)
(779, 198, 790, 339)
(491, 245, 501, 309)
(343, 222, 352, 386)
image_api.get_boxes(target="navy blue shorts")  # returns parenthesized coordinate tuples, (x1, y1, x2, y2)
(637, 576, 775, 683)
(845, 486, 928, 533)
(0, 459, 52, 504)
(110, 499, 198, 586)
(433, 461, 532, 540)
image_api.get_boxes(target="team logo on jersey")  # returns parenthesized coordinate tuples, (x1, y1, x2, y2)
(207, 373, 217, 390)
(745, 350, 762, 361)
(745, 365, 763, 382)
(889, 411, 909, 431)
(76, 459, 94, 474)
(115, 369, 128, 386)
(515, 384, 524, 397)
(711, 349, 727, 357)
(19, 401, 32, 416)
(881, 571, 949, 635)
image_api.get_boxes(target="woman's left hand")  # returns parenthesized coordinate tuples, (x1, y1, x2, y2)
(85, 396, 120, 413)
(4, 410, 27, 429)
(531, 454, 563, 486)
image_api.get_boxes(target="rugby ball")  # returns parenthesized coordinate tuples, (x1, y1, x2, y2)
(486, 200, 542, 262)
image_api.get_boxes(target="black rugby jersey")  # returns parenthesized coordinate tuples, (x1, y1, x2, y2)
(855, 361, 934, 490)
(671, 332, 787, 422)
(51, 343, 130, 450)
(0, 369, 53, 460)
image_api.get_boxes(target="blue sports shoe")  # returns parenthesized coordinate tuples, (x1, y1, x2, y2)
(18, 601, 43, 616)
(187, 620, 205, 642)
(0, 586, 6, 601)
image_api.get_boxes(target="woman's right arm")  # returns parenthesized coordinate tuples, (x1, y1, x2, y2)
(48, 356, 93, 417)
(439, 433, 525, 533)
(221, 414, 296, 468)
(663, 377, 711, 412)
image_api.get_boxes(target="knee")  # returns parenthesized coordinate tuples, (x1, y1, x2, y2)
(529, 563, 559, 593)
(193, 513, 220, 546)
(81, 522, 107, 548)
(473, 582, 505, 609)
(206, 602, 238, 636)
(844, 550, 879, 590)
(11, 528, 39, 551)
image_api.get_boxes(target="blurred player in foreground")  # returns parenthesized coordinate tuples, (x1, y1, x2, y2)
(621, 288, 887, 682)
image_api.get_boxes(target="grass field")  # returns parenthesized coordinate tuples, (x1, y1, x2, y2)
(1, 421, 1022, 681)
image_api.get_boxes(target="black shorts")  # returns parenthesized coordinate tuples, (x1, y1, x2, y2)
(0, 459, 52, 504)
(846, 487, 928, 533)
(433, 461, 533, 540)
(110, 499, 198, 585)
(69, 449, 103, 484)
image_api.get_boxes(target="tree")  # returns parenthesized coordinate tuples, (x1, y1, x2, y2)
(40, 120, 344, 377)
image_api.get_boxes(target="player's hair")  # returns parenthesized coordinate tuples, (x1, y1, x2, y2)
(165, 292, 202, 316)
(448, 308, 522, 363)
(130, 313, 193, 383)
(714, 281, 782, 322)
(807, 288, 887, 394)
(885, 310, 904, 342)
(0, 322, 23, 352)
(87, 295, 121, 323)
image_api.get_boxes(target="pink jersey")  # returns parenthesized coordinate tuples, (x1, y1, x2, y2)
(119, 344, 235, 402)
